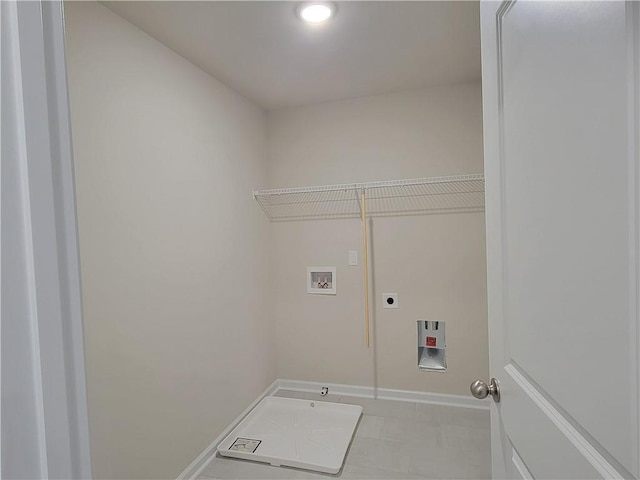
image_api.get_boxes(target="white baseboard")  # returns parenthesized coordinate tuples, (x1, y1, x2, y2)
(276, 378, 490, 410)
(177, 378, 488, 479)
(176, 379, 279, 480)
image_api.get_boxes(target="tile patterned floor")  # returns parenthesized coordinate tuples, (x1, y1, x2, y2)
(199, 390, 491, 480)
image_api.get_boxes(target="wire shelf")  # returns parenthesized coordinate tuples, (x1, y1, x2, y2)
(253, 174, 485, 221)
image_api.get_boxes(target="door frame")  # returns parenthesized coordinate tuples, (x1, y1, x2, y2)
(2, 1, 91, 477)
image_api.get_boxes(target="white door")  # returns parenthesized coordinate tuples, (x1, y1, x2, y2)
(480, 2, 639, 479)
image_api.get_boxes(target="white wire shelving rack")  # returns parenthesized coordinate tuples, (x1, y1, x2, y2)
(253, 174, 485, 222)
(253, 173, 485, 349)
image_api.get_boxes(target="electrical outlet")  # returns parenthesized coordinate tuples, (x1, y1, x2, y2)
(383, 293, 398, 309)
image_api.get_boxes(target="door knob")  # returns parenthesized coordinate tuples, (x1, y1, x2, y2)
(470, 378, 500, 403)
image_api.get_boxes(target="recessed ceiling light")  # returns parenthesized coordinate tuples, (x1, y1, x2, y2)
(297, 2, 336, 24)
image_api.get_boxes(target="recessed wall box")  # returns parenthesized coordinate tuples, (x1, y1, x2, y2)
(417, 320, 446, 372)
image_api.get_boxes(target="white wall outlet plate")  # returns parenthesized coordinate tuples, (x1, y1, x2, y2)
(383, 293, 398, 309)
(348, 250, 358, 266)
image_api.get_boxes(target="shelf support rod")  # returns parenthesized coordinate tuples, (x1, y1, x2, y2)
(361, 188, 370, 349)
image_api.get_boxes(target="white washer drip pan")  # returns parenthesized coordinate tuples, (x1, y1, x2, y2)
(217, 396, 362, 474)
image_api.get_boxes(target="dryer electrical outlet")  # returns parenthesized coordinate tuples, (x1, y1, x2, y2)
(383, 293, 398, 309)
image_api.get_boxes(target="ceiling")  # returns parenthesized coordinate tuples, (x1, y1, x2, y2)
(102, 1, 481, 110)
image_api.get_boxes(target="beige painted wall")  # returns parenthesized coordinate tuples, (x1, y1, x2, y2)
(66, 3, 488, 475)
(65, 3, 275, 478)
(267, 84, 489, 395)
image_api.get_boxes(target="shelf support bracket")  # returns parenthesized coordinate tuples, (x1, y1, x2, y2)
(355, 187, 363, 217)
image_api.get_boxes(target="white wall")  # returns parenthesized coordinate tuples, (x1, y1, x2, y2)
(65, 3, 488, 475)
(64, 3, 275, 478)
(267, 84, 489, 395)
